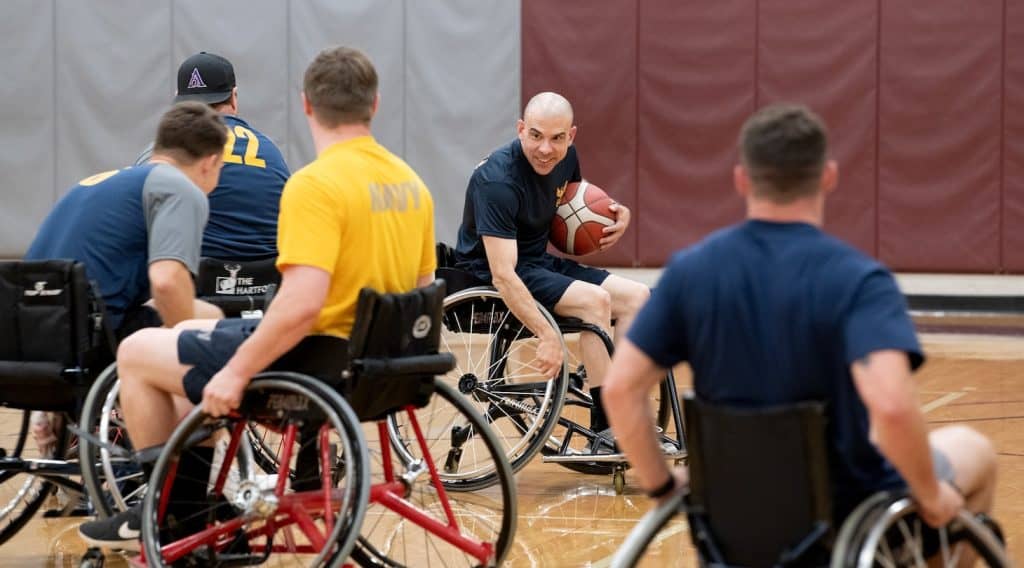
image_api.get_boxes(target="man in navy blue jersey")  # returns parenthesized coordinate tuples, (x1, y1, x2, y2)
(137, 52, 290, 260)
(454, 92, 650, 439)
(603, 105, 997, 531)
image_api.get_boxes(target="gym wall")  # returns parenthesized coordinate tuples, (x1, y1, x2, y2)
(0, 0, 519, 256)
(2, 1, 1020, 274)
(523, 0, 1024, 272)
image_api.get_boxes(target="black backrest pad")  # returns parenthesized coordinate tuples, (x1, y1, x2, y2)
(196, 256, 281, 297)
(684, 395, 831, 567)
(0, 260, 93, 365)
(345, 280, 448, 421)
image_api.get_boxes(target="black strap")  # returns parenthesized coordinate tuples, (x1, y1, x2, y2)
(647, 474, 676, 499)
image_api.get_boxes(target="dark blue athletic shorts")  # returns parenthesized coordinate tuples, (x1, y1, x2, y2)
(178, 318, 257, 404)
(468, 253, 609, 311)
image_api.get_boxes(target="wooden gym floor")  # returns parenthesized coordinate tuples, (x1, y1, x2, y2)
(3, 326, 1022, 566)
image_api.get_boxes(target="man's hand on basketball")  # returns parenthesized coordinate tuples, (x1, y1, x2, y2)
(600, 202, 630, 250)
(202, 366, 249, 417)
(917, 480, 963, 528)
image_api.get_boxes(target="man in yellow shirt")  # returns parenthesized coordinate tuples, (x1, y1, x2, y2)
(78, 46, 436, 550)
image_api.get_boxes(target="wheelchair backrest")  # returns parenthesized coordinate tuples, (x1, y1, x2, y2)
(196, 256, 280, 298)
(436, 242, 457, 269)
(345, 280, 452, 421)
(349, 280, 446, 359)
(684, 394, 832, 567)
(435, 242, 488, 295)
(0, 259, 103, 366)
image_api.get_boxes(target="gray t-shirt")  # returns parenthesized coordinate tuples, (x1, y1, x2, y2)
(143, 163, 208, 275)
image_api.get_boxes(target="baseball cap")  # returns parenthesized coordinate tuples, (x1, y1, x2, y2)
(175, 52, 235, 104)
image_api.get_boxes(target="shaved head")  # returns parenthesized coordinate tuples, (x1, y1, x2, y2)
(523, 92, 574, 124)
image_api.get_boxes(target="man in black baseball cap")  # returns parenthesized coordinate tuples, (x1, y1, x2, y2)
(135, 51, 291, 261)
(175, 51, 236, 105)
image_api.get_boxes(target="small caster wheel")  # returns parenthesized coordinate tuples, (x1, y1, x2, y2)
(81, 547, 105, 568)
(613, 469, 626, 495)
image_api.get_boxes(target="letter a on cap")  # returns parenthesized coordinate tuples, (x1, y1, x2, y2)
(187, 67, 207, 89)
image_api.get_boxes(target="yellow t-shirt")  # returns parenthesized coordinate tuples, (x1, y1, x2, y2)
(276, 136, 436, 338)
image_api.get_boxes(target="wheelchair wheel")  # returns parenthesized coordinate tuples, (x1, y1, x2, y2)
(0, 407, 69, 544)
(355, 379, 517, 567)
(79, 364, 145, 518)
(831, 493, 1011, 567)
(140, 373, 369, 568)
(610, 488, 687, 567)
(439, 287, 568, 478)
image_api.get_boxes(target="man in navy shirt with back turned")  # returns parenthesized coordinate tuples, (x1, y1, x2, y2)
(454, 92, 650, 441)
(603, 105, 997, 533)
(137, 51, 290, 260)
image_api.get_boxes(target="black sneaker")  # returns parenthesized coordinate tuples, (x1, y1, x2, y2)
(78, 503, 142, 551)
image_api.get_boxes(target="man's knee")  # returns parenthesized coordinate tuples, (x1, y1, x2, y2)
(578, 286, 612, 322)
(116, 328, 161, 375)
(619, 281, 649, 314)
(931, 425, 998, 486)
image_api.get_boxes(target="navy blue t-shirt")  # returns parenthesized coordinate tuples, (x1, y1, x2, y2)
(136, 114, 289, 260)
(208, 115, 289, 260)
(627, 220, 924, 521)
(454, 139, 581, 269)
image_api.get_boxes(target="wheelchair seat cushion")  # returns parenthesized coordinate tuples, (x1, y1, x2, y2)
(0, 361, 77, 409)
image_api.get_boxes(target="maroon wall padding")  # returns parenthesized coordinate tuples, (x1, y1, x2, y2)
(636, 0, 753, 265)
(523, 2, 1017, 272)
(1005, 1, 1024, 271)
(522, 0, 638, 267)
(878, 1, 1003, 271)
(758, 0, 878, 256)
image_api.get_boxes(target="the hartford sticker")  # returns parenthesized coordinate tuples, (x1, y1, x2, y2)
(216, 264, 271, 296)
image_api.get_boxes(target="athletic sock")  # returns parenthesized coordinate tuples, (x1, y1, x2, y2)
(589, 386, 608, 433)
(167, 446, 215, 533)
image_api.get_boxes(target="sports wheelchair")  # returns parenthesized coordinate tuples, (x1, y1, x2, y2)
(134, 280, 517, 567)
(435, 243, 687, 493)
(196, 256, 281, 317)
(75, 255, 283, 523)
(611, 394, 1010, 567)
(0, 260, 136, 546)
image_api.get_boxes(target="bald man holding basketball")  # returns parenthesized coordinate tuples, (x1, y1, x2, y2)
(454, 92, 649, 440)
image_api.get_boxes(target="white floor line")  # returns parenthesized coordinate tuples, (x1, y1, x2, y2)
(921, 392, 968, 414)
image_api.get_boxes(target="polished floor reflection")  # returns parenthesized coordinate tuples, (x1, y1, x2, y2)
(3, 331, 1022, 566)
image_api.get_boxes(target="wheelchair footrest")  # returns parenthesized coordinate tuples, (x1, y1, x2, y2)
(541, 448, 687, 464)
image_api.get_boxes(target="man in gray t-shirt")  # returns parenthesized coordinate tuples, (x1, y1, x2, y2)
(26, 102, 229, 337)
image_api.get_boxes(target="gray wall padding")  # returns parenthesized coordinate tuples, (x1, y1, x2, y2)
(0, 0, 521, 256)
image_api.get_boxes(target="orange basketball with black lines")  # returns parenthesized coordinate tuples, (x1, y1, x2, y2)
(550, 181, 616, 256)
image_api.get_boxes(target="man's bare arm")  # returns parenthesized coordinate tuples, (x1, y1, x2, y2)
(852, 349, 961, 525)
(148, 259, 196, 326)
(482, 236, 563, 376)
(603, 340, 681, 493)
(225, 265, 329, 378)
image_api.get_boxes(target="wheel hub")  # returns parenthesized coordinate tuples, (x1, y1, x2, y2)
(458, 373, 479, 394)
(234, 480, 278, 518)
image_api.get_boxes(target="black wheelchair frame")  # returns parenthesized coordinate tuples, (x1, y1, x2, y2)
(0, 260, 122, 545)
(610, 393, 1010, 567)
(435, 243, 687, 493)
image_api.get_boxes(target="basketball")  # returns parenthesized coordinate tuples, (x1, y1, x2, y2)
(550, 180, 616, 256)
